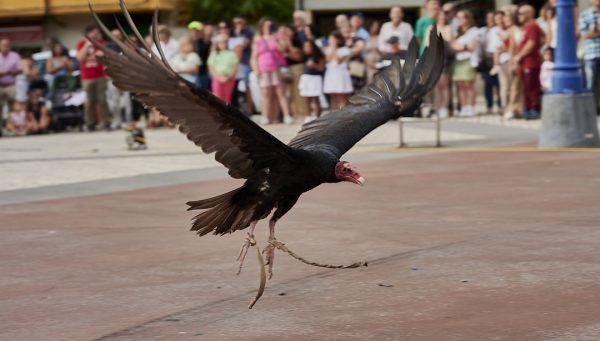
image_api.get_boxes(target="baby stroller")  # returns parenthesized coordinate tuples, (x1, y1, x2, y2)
(49, 75, 84, 131)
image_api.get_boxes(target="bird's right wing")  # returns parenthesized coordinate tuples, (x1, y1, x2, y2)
(87, 0, 296, 179)
(289, 28, 445, 158)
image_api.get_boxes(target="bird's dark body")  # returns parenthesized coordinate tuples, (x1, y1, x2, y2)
(187, 146, 341, 236)
(86, 0, 444, 239)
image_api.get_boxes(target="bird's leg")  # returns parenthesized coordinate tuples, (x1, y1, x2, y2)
(236, 221, 257, 275)
(262, 218, 277, 280)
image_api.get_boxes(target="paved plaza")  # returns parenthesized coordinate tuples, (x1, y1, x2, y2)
(2, 117, 600, 340)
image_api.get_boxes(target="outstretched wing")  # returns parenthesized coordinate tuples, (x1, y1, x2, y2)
(289, 28, 445, 158)
(88, 0, 296, 179)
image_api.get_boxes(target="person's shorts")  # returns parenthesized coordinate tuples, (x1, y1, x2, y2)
(452, 59, 477, 82)
(258, 71, 281, 88)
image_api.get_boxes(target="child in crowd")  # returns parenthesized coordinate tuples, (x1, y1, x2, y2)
(6, 100, 39, 136)
(208, 33, 239, 104)
(170, 36, 201, 84)
(298, 40, 325, 123)
(27, 89, 51, 133)
(323, 31, 353, 110)
(540, 47, 554, 92)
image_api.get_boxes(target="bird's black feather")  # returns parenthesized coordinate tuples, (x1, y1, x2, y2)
(87, 0, 445, 236)
(290, 28, 445, 158)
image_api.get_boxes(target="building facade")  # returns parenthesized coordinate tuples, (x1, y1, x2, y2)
(0, 0, 181, 51)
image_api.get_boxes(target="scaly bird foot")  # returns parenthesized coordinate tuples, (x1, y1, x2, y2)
(262, 238, 276, 280)
(236, 232, 256, 275)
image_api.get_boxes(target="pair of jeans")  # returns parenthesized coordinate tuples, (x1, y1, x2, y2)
(584, 58, 600, 93)
(482, 70, 501, 109)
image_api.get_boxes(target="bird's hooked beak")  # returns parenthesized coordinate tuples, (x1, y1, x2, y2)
(349, 176, 365, 186)
(335, 161, 365, 186)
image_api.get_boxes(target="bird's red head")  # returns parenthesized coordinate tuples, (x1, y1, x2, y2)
(335, 161, 365, 186)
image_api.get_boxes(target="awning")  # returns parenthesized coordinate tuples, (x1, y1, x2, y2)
(0, 0, 180, 18)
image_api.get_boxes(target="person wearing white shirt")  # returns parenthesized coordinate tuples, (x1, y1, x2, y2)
(151, 25, 180, 62)
(378, 6, 414, 55)
(480, 11, 503, 114)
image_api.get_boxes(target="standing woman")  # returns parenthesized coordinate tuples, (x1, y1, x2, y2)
(364, 20, 381, 84)
(451, 10, 479, 117)
(505, 7, 523, 119)
(341, 25, 367, 92)
(298, 40, 325, 123)
(207, 33, 239, 104)
(251, 17, 293, 124)
(45, 42, 73, 87)
(323, 31, 353, 110)
(427, 10, 453, 118)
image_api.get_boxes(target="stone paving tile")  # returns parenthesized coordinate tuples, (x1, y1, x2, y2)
(0, 122, 481, 192)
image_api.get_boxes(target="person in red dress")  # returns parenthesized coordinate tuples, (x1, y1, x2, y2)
(76, 25, 111, 131)
(514, 5, 545, 119)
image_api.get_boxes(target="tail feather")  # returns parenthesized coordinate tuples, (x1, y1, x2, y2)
(188, 187, 256, 236)
(186, 188, 241, 210)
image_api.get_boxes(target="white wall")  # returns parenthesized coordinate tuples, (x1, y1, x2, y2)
(43, 14, 93, 49)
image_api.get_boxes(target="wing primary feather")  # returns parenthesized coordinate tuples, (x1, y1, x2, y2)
(113, 15, 139, 53)
(367, 86, 385, 100)
(151, 9, 176, 73)
(88, 3, 130, 55)
(118, 0, 160, 61)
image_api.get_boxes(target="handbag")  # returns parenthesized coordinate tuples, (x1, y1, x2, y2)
(349, 60, 366, 78)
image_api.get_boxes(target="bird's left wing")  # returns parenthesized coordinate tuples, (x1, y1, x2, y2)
(88, 1, 296, 179)
(289, 28, 445, 158)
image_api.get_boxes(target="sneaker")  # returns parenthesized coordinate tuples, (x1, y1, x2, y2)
(527, 111, 541, 120)
(260, 116, 269, 125)
(460, 106, 476, 117)
(503, 111, 514, 120)
(283, 115, 295, 124)
(438, 107, 448, 119)
(303, 116, 316, 124)
(521, 111, 531, 120)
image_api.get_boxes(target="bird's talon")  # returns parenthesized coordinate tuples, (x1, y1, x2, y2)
(236, 233, 255, 275)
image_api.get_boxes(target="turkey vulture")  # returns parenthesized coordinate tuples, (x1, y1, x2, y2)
(88, 0, 445, 278)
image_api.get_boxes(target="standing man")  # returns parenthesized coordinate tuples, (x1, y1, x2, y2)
(378, 6, 414, 56)
(0, 38, 22, 135)
(579, 0, 600, 100)
(232, 16, 254, 114)
(76, 25, 111, 131)
(190, 22, 212, 90)
(350, 12, 369, 42)
(290, 10, 308, 119)
(415, 0, 440, 55)
(514, 5, 545, 119)
(152, 25, 179, 62)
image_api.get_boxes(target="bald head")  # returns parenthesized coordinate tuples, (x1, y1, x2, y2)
(518, 4, 535, 23)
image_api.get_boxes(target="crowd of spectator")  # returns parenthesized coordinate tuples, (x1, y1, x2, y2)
(2, 0, 600, 137)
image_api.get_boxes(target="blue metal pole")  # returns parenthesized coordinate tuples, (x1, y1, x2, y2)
(552, 0, 584, 93)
